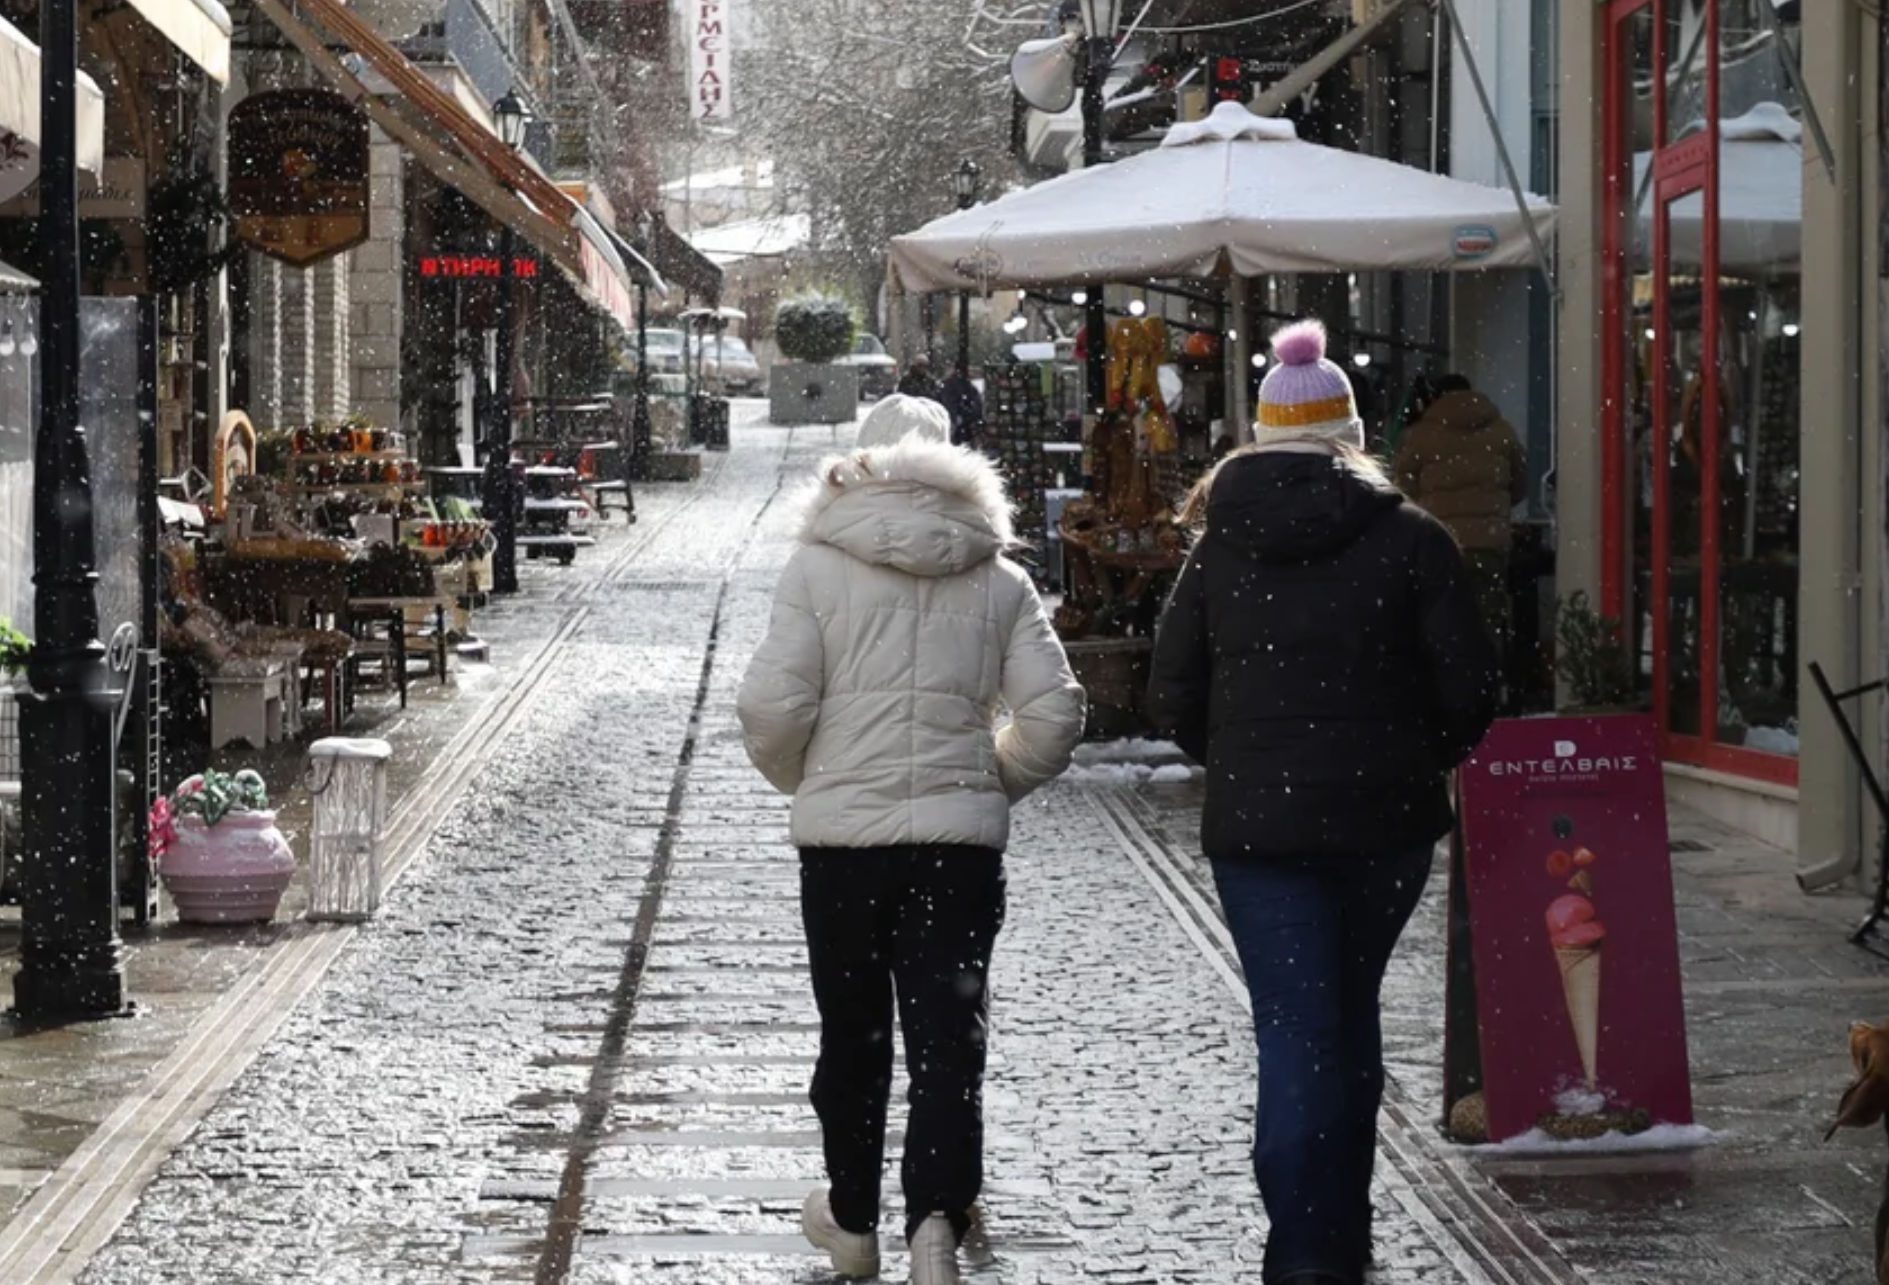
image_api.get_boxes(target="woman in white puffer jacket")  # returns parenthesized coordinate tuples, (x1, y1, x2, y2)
(737, 394, 1084, 1285)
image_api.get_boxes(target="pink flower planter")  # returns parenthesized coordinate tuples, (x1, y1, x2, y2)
(159, 812, 295, 924)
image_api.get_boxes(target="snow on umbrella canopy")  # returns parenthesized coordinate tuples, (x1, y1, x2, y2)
(887, 100, 1557, 292)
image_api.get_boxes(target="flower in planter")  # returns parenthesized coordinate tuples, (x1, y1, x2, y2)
(167, 768, 271, 828)
(148, 797, 179, 859)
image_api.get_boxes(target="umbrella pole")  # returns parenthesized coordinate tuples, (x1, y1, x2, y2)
(1229, 275, 1253, 444)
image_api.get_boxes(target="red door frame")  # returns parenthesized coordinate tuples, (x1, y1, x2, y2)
(1598, 0, 1798, 788)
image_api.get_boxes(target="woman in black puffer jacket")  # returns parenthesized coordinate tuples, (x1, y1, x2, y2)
(1147, 320, 1497, 1285)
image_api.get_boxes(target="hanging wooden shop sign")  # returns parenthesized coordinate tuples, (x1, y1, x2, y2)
(229, 89, 370, 267)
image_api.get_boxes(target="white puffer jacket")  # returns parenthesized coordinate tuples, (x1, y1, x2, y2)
(737, 438, 1086, 850)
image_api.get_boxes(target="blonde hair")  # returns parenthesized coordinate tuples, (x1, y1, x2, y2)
(1178, 442, 1393, 531)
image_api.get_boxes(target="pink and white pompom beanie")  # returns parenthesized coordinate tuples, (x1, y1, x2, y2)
(1254, 320, 1364, 450)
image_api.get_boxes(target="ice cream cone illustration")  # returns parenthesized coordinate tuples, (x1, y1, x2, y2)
(1545, 893, 1607, 1089)
(1554, 941, 1603, 1087)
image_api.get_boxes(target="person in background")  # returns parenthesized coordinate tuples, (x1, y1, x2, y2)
(1391, 373, 1527, 669)
(737, 394, 1085, 1285)
(898, 353, 942, 401)
(1147, 320, 1498, 1285)
(939, 364, 985, 447)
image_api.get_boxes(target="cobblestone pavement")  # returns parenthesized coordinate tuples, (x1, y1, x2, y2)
(64, 404, 1889, 1285)
(0, 453, 727, 1244)
(62, 407, 1518, 1285)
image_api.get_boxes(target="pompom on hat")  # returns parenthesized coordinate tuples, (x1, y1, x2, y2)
(1254, 320, 1364, 450)
(857, 393, 952, 448)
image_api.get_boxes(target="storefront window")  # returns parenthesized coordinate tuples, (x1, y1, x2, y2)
(1658, 220, 1705, 737)
(1712, 0, 1802, 757)
(1661, 0, 1708, 146)
(1604, 0, 1803, 781)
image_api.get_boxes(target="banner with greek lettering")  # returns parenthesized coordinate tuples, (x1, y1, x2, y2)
(1452, 715, 1694, 1144)
(690, 0, 732, 121)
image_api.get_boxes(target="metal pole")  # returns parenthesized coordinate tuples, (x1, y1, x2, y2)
(16, 0, 126, 1020)
(956, 183, 975, 375)
(631, 281, 651, 480)
(957, 291, 972, 376)
(1083, 35, 1109, 426)
(1434, 0, 1557, 294)
(485, 226, 519, 594)
(1229, 274, 1253, 443)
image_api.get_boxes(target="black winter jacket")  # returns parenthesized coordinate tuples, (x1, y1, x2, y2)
(1147, 450, 1498, 860)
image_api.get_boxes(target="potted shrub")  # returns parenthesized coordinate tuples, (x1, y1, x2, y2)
(1552, 591, 1639, 714)
(769, 294, 859, 425)
(151, 769, 295, 923)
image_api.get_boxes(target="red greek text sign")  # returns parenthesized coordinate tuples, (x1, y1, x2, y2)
(690, 0, 732, 121)
(1459, 716, 1693, 1143)
(418, 255, 539, 280)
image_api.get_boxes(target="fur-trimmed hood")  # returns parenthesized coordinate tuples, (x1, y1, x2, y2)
(795, 438, 1015, 578)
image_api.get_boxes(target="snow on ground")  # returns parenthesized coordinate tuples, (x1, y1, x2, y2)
(1071, 737, 1186, 764)
(1470, 1124, 1723, 1156)
(1064, 761, 1200, 786)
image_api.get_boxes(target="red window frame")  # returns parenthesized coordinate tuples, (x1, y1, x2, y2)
(1598, 0, 1798, 788)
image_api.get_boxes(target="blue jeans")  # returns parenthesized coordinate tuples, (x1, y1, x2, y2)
(1211, 846, 1434, 1285)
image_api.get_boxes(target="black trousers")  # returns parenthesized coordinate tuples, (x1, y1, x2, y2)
(799, 844, 1006, 1242)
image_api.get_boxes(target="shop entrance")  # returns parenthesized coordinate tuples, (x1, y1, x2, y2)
(1604, 0, 1802, 785)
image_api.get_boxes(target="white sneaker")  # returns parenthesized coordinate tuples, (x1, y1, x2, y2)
(802, 1188, 880, 1278)
(908, 1213, 961, 1285)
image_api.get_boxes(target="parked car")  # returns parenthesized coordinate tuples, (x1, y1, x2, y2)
(836, 333, 899, 400)
(696, 334, 764, 395)
(636, 328, 687, 377)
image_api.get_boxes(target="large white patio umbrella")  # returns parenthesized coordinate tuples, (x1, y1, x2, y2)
(0, 14, 106, 206)
(887, 101, 1556, 294)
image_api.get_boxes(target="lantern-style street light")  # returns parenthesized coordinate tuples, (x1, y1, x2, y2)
(493, 89, 529, 149)
(483, 89, 530, 595)
(953, 159, 982, 376)
(14, 0, 125, 1020)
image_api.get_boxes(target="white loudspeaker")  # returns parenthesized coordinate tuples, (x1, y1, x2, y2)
(1010, 35, 1080, 114)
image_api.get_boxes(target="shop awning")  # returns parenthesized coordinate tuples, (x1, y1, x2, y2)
(127, 0, 232, 84)
(641, 216, 723, 304)
(252, 0, 650, 333)
(889, 101, 1557, 291)
(0, 14, 106, 204)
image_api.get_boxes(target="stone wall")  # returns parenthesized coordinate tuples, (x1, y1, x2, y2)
(349, 130, 406, 431)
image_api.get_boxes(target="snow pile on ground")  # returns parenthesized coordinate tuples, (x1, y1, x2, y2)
(1071, 737, 1186, 765)
(1065, 761, 1200, 786)
(1473, 1123, 1723, 1156)
(1061, 738, 1201, 784)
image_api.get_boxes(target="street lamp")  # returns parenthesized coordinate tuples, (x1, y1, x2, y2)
(483, 89, 530, 595)
(953, 159, 981, 376)
(493, 89, 529, 148)
(629, 209, 655, 481)
(15, 0, 125, 1019)
(1076, 0, 1118, 430)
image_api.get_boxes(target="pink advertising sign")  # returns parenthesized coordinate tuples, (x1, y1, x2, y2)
(1458, 716, 1693, 1143)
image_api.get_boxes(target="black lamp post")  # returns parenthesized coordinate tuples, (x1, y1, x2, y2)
(484, 89, 528, 595)
(630, 210, 654, 481)
(15, 0, 126, 1020)
(952, 159, 981, 375)
(1076, 0, 1118, 424)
